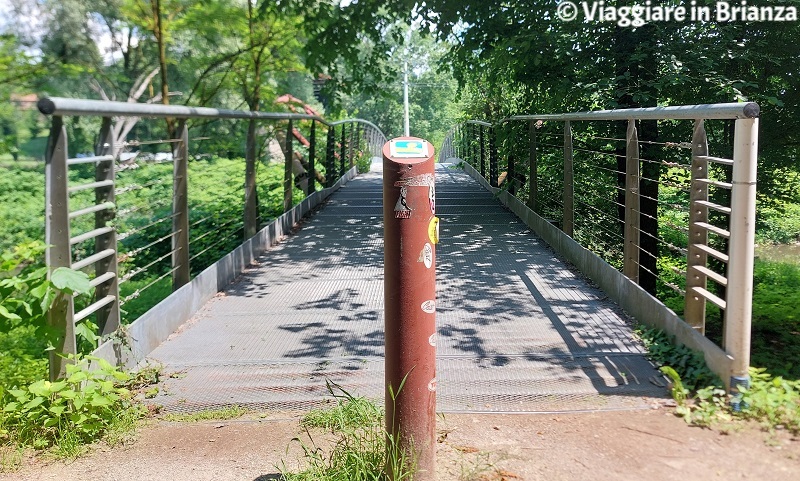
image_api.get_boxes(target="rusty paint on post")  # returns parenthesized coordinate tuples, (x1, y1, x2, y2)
(383, 137, 436, 481)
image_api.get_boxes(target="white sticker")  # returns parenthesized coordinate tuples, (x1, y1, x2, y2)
(429, 184, 435, 214)
(421, 300, 436, 314)
(428, 333, 437, 347)
(394, 173, 434, 188)
(418, 243, 433, 269)
(394, 186, 411, 219)
(428, 378, 437, 392)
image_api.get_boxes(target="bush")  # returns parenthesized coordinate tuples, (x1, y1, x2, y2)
(0, 355, 143, 457)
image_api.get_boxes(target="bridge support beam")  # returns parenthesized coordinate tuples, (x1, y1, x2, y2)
(383, 137, 437, 481)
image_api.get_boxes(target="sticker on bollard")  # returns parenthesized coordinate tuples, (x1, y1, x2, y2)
(419, 243, 433, 268)
(390, 139, 429, 158)
(428, 217, 440, 244)
(394, 186, 411, 219)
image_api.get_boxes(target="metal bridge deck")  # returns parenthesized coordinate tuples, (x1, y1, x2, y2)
(147, 161, 666, 413)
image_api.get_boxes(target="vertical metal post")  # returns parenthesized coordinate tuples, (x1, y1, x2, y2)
(724, 118, 758, 390)
(244, 119, 259, 238)
(308, 120, 316, 194)
(466, 124, 471, 164)
(172, 120, 190, 290)
(684, 120, 710, 333)
(347, 122, 355, 169)
(563, 121, 575, 236)
(383, 137, 437, 481)
(44, 116, 76, 381)
(94, 117, 120, 337)
(623, 120, 641, 282)
(528, 120, 538, 212)
(489, 127, 499, 188)
(326, 125, 336, 187)
(284, 119, 293, 213)
(339, 124, 346, 178)
(479, 125, 486, 179)
(508, 154, 517, 195)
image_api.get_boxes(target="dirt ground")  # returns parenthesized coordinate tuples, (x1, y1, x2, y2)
(2, 406, 798, 481)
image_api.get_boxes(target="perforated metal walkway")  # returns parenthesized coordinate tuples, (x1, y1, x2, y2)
(147, 161, 666, 413)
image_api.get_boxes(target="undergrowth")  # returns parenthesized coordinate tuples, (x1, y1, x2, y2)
(0, 355, 145, 467)
(637, 326, 800, 435)
(281, 381, 414, 481)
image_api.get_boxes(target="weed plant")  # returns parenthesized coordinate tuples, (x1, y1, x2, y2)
(638, 326, 800, 435)
(282, 381, 413, 481)
(0, 355, 144, 463)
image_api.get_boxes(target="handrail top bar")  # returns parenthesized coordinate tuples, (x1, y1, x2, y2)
(38, 97, 389, 138)
(328, 118, 384, 134)
(39, 97, 325, 123)
(502, 102, 759, 123)
(466, 120, 493, 127)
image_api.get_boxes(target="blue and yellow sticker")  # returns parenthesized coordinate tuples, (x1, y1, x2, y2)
(390, 139, 428, 158)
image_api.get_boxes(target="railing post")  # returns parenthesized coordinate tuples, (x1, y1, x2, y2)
(508, 154, 517, 195)
(479, 125, 486, 179)
(94, 117, 121, 337)
(244, 119, 259, 238)
(326, 125, 336, 187)
(684, 120, 710, 333)
(528, 120, 538, 212)
(623, 120, 641, 282)
(490, 127, 499, 188)
(284, 119, 293, 213)
(563, 121, 574, 236)
(339, 124, 346, 178)
(308, 120, 316, 194)
(724, 117, 759, 393)
(172, 120, 190, 290)
(348, 122, 355, 169)
(44, 116, 76, 380)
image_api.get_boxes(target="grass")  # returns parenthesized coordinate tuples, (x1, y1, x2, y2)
(162, 405, 248, 422)
(280, 382, 414, 481)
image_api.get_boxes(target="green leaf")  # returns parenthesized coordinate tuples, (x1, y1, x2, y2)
(28, 380, 51, 397)
(49, 405, 66, 416)
(75, 322, 99, 347)
(0, 303, 21, 320)
(50, 268, 91, 294)
(23, 397, 45, 410)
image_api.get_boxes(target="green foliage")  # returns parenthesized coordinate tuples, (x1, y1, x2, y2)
(0, 241, 91, 342)
(750, 259, 800, 379)
(0, 355, 143, 454)
(163, 405, 248, 422)
(282, 382, 413, 481)
(739, 368, 800, 434)
(641, 327, 800, 434)
(637, 326, 722, 392)
(757, 202, 800, 245)
(301, 381, 383, 432)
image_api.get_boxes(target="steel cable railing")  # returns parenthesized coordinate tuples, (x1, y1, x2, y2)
(39, 97, 386, 380)
(443, 102, 760, 390)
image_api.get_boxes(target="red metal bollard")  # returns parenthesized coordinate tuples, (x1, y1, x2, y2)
(383, 137, 437, 480)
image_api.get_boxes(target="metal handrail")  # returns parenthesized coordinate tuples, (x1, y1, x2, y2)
(503, 102, 759, 123)
(38, 97, 389, 135)
(444, 102, 760, 395)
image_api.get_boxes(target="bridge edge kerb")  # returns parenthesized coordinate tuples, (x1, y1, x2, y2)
(38, 97, 56, 115)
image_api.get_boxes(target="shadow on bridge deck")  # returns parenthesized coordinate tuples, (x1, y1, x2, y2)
(147, 161, 666, 414)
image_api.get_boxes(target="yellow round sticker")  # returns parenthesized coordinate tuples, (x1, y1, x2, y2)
(428, 217, 439, 244)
